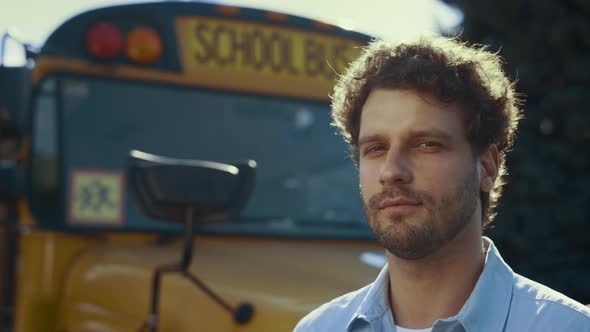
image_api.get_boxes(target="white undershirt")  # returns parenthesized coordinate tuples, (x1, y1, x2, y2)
(395, 325, 432, 332)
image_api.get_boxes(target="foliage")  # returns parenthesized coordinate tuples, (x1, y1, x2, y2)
(443, 0, 590, 303)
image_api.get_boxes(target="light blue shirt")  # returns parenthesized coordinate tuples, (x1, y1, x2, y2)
(294, 238, 590, 331)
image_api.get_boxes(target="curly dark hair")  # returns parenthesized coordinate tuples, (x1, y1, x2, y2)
(331, 36, 523, 227)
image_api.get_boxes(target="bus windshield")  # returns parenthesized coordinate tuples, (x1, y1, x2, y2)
(52, 76, 370, 238)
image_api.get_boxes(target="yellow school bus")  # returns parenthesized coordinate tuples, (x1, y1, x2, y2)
(0, 2, 384, 331)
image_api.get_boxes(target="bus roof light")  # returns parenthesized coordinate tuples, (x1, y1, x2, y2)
(312, 21, 333, 31)
(86, 22, 123, 60)
(125, 26, 163, 65)
(216, 5, 240, 16)
(265, 12, 289, 22)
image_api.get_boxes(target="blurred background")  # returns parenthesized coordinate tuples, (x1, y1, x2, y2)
(444, 0, 590, 305)
(1, 0, 589, 304)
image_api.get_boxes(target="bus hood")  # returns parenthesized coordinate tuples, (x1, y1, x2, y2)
(58, 236, 384, 332)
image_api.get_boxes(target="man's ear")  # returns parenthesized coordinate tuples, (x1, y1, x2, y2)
(480, 145, 499, 193)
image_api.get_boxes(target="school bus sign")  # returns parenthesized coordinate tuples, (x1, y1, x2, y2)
(176, 16, 363, 100)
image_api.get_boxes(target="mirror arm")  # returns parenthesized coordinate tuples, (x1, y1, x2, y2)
(143, 264, 176, 332)
(179, 207, 254, 324)
(180, 208, 194, 270)
(140, 208, 254, 332)
(181, 271, 255, 324)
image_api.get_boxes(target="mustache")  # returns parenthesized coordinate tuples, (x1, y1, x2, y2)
(367, 186, 433, 210)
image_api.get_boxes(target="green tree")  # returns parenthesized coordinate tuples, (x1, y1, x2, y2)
(443, 0, 590, 303)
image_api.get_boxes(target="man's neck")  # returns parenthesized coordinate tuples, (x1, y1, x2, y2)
(387, 222, 486, 329)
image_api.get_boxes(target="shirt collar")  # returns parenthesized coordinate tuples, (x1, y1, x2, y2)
(453, 237, 514, 331)
(346, 237, 514, 332)
(347, 262, 391, 330)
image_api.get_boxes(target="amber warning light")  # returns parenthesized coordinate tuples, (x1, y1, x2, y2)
(86, 22, 123, 60)
(125, 26, 163, 64)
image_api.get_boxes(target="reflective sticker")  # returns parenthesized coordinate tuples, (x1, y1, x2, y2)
(68, 169, 125, 225)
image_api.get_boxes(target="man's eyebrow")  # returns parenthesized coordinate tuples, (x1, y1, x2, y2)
(358, 129, 454, 146)
(358, 134, 386, 146)
(407, 129, 454, 140)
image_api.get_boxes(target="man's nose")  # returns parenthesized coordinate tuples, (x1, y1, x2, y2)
(379, 147, 413, 185)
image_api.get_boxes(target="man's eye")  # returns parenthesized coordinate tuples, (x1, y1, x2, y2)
(364, 144, 386, 155)
(417, 141, 441, 149)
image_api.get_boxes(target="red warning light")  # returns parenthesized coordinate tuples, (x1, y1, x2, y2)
(86, 22, 123, 60)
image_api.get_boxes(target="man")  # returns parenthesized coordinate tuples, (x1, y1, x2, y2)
(294, 36, 590, 331)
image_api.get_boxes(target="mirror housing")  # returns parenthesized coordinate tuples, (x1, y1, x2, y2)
(0, 161, 25, 200)
(126, 150, 256, 225)
(0, 65, 31, 133)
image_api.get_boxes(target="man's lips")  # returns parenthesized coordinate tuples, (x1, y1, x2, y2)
(378, 197, 422, 213)
(378, 197, 421, 209)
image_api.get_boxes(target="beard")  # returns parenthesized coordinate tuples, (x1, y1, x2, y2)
(363, 168, 479, 260)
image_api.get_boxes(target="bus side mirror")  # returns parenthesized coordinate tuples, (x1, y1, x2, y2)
(126, 150, 256, 225)
(0, 161, 25, 200)
(0, 65, 31, 195)
(0, 65, 31, 133)
(0, 118, 25, 200)
(127, 150, 257, 328)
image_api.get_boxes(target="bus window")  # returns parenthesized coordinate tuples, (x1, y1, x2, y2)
(45, 75, 370, 238)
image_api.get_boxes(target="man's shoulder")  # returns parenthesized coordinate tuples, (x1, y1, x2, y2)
(294, 283, 373, 332)
(507, 273, 590, 328)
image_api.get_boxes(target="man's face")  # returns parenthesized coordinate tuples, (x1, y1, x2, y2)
(358, 89, 482, 260)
